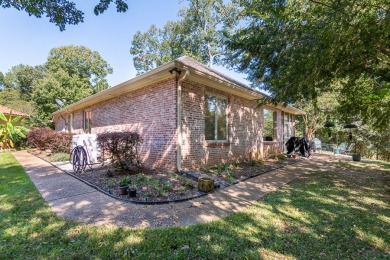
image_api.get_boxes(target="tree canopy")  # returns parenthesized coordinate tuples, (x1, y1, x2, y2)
(3, 64, 44, 101)
(0, 72, 4, 88)
(45, 45, 112, 92)
(0, 0, 128, 30)
(1, 45, 113, 124)
(228, 0, 390, 130)
(32, 45, 113, 121)
(130, 22, 190, 74)
(130, 0, 240, 74)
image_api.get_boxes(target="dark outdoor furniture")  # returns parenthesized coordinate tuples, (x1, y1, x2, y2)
(285, 136, 311, 157)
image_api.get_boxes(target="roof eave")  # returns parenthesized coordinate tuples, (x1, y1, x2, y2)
(175, 61, 303, 115)
(53, 61, 177, 116)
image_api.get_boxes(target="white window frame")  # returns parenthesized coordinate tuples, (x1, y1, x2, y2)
(205, 92, 228, 142)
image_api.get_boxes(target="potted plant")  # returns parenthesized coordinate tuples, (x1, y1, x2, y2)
(128, 183, 137, 198)
(352, 140, 362, 162)
(352, 153, 361, 161)
(118, 176, 131, 195)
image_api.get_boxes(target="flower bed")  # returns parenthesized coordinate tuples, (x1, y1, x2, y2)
(74, 166, 199, 202)
(29, 148, 302, 203)
(198, 157, 300, 184)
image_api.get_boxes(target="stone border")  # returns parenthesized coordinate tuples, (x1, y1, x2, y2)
(27, 150, 303, 205)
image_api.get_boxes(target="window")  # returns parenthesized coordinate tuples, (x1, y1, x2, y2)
(67, 113, 73, 133)
(283, 112, 292, 142)
(83, 110, 92, 134)
(263, 109, 275, 141)
(205, 94, 227, 141)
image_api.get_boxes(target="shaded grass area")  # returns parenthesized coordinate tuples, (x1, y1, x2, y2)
(1, 152, 389, 259)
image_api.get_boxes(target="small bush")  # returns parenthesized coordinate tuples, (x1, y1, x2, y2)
(163, 183, 173, 192)
(97, 131, 143, 173)
(267, 149, 278, 159)
(27, 128, 73, 153)
(50, 153, 70, 162)
(119, 176, 131, 187)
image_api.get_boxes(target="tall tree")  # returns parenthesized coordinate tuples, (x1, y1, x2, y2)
(294, 92, 340, 139)
(228, 0, 390, 130)
(45, 45, 113, 92)
(0, 72, 4, 89)
(0, 65, 38, 116)
(130, 22, 190, 74)
(0, 0, 128, 31)
(32, 45, 113, 121)
(0, 88, 35, 115)
(179, 0, 239, 66)
(130, 0, 239, 74)
(4, 64, 44, 101)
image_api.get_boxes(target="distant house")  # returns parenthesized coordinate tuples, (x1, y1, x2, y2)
(53, 56, 301, 171)
(0, 105, 29, 125)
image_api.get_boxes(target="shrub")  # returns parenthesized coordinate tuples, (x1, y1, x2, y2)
(97, 131, 142, 172)
(51, 153, 70, 162)
(0, 111, 29, 149)
(277, 153, 286, 161)
(119, 176, 131, 187)
(27, 128, 73, 153)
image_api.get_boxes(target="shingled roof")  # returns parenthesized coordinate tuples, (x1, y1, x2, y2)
(176, 56, 270, 97)
(0, 105, 29, 117)
(54, 56, 302, 116)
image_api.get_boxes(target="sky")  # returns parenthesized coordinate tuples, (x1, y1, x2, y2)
(0, 1, 250, 87)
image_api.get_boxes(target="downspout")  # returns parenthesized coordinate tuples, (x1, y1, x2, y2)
(177, 70, 189, 172)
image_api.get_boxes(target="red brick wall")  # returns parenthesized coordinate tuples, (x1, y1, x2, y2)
(53, 76, 295, 171)
(180, 80, 264, 169)
(54, 78, 178, 170)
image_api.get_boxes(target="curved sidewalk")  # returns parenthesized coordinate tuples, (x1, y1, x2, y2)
(12, 151, 328, 228)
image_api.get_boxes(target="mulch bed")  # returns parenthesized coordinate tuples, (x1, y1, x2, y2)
(28, 149, 201, 203)
(74, 166, 200, 202)
(28, 148, 302, 203)
(195, 157, 302, 184)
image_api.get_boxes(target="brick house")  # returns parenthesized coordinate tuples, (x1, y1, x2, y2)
(53, 56, 301, 171)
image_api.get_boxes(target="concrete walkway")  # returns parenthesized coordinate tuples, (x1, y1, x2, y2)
(13, 151, 331, 228)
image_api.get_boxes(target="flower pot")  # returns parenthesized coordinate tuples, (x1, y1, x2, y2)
(128, 189, 137, 198)
(352, 154, 361, 161)
(119, 186, 128, 195)
(198, 177, 214, 192)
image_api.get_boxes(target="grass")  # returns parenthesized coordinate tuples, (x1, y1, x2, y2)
(1, 152, 389, 259)
(50, 152, 70, 162)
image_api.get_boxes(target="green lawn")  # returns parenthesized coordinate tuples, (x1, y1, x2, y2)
(1, 152, 389, 259)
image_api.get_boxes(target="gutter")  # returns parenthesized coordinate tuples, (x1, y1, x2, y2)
(52, 61, 176, 116)
(176, 63, 302, 115)
(176, 70, 190, 172)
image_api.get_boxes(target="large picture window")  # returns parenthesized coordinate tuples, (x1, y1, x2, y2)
(263, 109, 275, 141)
(205, 94, 227, 141)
